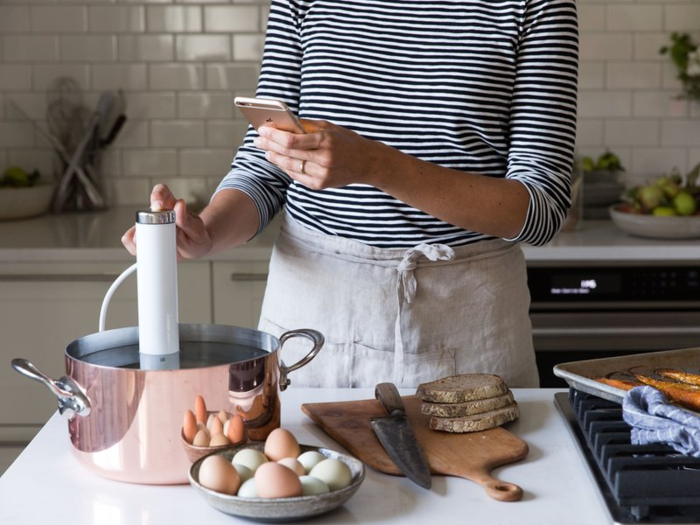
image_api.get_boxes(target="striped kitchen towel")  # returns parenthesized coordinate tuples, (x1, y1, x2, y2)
(622, 385, 700, 457)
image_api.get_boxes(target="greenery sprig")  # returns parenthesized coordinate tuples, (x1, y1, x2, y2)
(660, 32, 700, 100)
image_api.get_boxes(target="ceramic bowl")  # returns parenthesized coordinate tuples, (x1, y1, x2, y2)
(609, 204, 700, 239)
(0, 183, 55, 220)
(189, 443, 365, 522)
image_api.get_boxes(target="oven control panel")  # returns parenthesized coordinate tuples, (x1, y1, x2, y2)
(527, 265, 700, 306)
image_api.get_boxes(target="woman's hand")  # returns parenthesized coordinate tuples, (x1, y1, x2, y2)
(121, 184, 214, 260)
(254, 120, 385, 190)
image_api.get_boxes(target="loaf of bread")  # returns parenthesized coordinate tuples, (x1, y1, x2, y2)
(421, 391, 514, 418)
(429, 403, 520, 433)
(416, 373, 508, 403)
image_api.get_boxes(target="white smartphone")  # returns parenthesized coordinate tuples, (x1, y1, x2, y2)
(234, 97, 306, 134)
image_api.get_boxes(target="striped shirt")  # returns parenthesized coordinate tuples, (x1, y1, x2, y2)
(217, 0, 579, 248)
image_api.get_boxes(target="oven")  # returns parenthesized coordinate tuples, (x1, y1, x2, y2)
(527, 262, 700, 388)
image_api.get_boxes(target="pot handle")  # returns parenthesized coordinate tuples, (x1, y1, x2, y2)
(278, 329, 324, 391)
(11, 358, 91, 419)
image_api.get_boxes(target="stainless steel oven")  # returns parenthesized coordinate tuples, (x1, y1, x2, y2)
(527, 261, 700, 387)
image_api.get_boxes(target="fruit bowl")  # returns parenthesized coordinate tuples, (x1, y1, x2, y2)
(609, 204, 700, 239)
(0, 183, 55, 220)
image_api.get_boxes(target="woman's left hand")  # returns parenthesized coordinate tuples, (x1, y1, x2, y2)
(254, 120, 384, 190)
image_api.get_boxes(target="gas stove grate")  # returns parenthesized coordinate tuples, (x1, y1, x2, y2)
(555, 389, 700, 524)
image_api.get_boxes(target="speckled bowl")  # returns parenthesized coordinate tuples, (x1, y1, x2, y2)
(188, 443, 365, 522)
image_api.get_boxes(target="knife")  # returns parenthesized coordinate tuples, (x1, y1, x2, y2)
(370, 382, 432, 489)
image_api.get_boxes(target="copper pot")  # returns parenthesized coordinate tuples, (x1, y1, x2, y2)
(11, 323, 322, 485)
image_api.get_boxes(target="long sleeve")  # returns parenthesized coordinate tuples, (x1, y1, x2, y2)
(504, 0, 579, 246)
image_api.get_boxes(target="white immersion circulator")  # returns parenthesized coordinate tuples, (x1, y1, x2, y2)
(135, 209, 180, 370)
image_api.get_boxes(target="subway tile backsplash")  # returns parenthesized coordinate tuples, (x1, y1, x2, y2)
(0, 0, 699, 207)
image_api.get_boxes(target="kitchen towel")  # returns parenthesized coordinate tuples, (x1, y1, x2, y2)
(622, 385, 700, 457)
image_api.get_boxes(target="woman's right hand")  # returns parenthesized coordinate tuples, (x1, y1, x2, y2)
(121, 184, 214, 261)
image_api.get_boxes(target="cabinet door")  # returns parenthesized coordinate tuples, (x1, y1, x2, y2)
(212, 262, 269, 329)
(0, 261, 211, 435)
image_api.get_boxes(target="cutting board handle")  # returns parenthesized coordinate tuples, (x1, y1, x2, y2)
(482, 478, 523, 502)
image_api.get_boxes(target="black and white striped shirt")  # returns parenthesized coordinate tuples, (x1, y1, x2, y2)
(218, 0, 579, 248)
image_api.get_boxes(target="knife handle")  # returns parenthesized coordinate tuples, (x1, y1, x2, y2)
(375, 383, 406, 417)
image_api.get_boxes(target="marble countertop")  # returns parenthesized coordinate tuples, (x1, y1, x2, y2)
(0, 207, 697, 263)
(0, 388, 613, 525)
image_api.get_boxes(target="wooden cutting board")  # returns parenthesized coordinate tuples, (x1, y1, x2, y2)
(301, 395, 528, 501)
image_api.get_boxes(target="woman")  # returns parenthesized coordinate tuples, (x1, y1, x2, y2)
(124, 0, 579, 388)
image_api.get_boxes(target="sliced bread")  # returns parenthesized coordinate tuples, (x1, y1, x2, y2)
(416, 373, 508, 403)
(429, 402, 520, 433)
(421, 390, 514, 417)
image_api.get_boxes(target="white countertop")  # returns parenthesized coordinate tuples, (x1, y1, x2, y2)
(0, 207, 698, 263)
(0, 388, 612, 525)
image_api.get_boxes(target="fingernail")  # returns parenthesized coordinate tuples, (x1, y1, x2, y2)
(151, 200, 164, 212)
(258, 127, 268, 137)
(264, 151, 272, 161)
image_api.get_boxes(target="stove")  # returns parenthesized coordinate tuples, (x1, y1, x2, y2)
(554, 389, 700, 524)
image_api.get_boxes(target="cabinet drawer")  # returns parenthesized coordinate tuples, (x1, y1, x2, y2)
(212, 261, 268, 329)
(0, 262, 212, 427)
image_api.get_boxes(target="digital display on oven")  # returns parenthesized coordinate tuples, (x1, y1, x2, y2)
(549, 274, 621, 296)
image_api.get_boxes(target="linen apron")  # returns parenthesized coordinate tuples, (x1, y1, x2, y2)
(258, 214, 540, 388)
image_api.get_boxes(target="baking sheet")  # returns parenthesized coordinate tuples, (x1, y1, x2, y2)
(553, 347, 700, 404)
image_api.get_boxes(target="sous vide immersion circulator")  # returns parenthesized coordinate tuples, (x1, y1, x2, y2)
(136, 210, 180, 370)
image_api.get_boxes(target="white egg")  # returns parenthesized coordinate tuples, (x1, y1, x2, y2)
(300, 475, 330, 496)
(237, 477, 258, 498)
(297, 451, 325, 474)
(232, 463, 254, 483)
(232, 448, 268, 473)
(309, 459, 352, 491)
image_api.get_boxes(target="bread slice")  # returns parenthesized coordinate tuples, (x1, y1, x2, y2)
(416, 374, 508, 403)
(429, 402, 520, 433)
(421, 391, 514, 417)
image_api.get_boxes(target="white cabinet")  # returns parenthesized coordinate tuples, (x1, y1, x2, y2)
(212, 261, 269, 329)
(0, 261, 211, 438)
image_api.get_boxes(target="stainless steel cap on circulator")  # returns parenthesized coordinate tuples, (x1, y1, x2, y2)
(136, 210, 176, 224)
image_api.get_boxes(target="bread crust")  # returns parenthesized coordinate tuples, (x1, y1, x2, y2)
(429, 402, 520, 433)
(416, 373, 508, 403)
(421, 391, 514, 417)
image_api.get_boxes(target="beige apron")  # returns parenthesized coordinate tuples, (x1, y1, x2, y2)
(258, 214, 540, 389)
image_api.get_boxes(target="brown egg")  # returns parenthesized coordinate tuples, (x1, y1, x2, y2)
(193, 428, 210, 447)
(183, 410, 198, 444)
(197, 422, 207, 433)
(264, 428, 300, 462)
(210, 415, 224, 436)
(227, 415, 247, 445)
(195, 395, 207, 424)
(277, 457, 305, 476)
(255, 461, 302, 498)
(198, 455, 241, 495)
(209, 433, 231, 447)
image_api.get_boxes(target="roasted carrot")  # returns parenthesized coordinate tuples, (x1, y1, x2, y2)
(632, 374, 700, 411)
(656, 369, 700, 387)
(593, 378, 641, 391)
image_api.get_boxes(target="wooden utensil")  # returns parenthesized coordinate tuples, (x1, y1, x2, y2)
(302, 395, 527, 501)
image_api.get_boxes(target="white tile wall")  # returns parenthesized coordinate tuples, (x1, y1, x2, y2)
(0, 0, 699, 206)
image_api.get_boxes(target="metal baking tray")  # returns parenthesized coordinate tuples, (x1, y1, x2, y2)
(553, 347, 700, 404)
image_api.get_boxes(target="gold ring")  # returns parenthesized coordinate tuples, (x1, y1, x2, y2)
(299, 160, 306, 174)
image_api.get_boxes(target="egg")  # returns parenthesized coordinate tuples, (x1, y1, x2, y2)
(227, 414, 247, 445)
(232, 463, 254, 483)
(297, 451, 325, 474)
(217, 409, 228, 424)
(206, 413, 217, 431)
(299, 475, 330, 496)
(195, 395, 207, 424)
(309, 459, 352, 491)
(193, 428, 210, 447)
(232, 448, 268, 473)
(254, 462, 303, 498)
(237, 477, 258, 498)
(277, 457, 305, 476)
(264, 428, 300, 461)
(198, 455, 241, 495)
(210, 415, 224, 437)
(183, 410, 198, 444)
(209, 433, 231, 447)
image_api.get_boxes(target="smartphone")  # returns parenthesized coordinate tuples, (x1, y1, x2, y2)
(234, 97, 306, 134)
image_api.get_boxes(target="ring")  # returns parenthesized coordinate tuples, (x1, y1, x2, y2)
(299, 160, 306, 175)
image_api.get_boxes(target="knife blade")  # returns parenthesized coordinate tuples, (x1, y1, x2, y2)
(370, 382, 432, 489)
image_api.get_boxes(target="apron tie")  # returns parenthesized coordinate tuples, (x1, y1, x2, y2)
(394, 243, 455, 384)
(396, 243, 455, 304)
